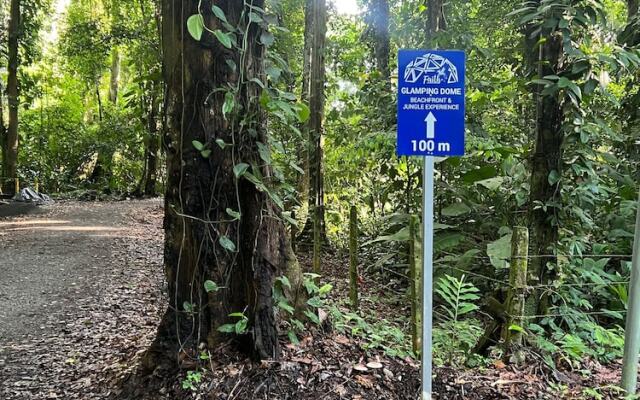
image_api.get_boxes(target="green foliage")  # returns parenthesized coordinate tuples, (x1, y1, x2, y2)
(218, 312, 249, 335)
(274, 273, 333, 345)
(181, 370, 203, 391)
(433, 275, 483, 366)
(328, 305, 413, 358)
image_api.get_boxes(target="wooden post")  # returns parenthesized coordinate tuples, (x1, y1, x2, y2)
(14, 178, 19, 195)
(502, 226, 529, 363)
(34, 177, 39, 193)
(349, 206, 359, 310)
(409, 215, 421, 354)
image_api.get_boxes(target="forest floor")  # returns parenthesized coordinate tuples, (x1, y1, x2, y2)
(0, 200, 166, 400)
(0, 200, 630, 399)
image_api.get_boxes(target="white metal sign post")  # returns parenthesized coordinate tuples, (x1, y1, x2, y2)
(397, 50, 466, 400)
(422, 157, 435, 398)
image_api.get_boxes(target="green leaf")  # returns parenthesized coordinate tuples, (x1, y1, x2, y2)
(235, 318, 248, 334)
(192, 140, 205, 151)
(487, 233, 512, 269)
(276, 275, 292, 289)
(297, 103, 310, 122)
(226, 208, 241, 220)
(257, 142, 272, 164)
(249, 12, 263, 23)
(222, 92, 235, 118)
(216, 139, 228, 149)
(219, 235, 237, 252)
(211, 5, 228, 23)
(201, 149, 211, 158)
(307, 297, 323, 308)
(318, 284, 333, 295)
(363, 226, 410, 246)
(266, 66, 282, 81)
(304, 310, 320, 325)
(476, 177, 504, 191)
(548, 170, 561, 185)
(442, 203, 471, 217)
(213, 29, 233, 48)
(204, 280, 220, 293)
(187, 14, 204, 41)
(217, 324, 235, 333)
(183, 301, 194, 313)
(462, 166, 498, 184)
(260, 31, 275, 46)
(434, 232, 464, 251)
(278, 300, 295, 315)
(287, 330, 300, 345)
(233, 163, 250, 178)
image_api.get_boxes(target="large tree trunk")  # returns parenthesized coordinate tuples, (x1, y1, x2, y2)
(526, 23, 564, 315)
(3, 0, 20, 195)
(149, 0, 286, 365)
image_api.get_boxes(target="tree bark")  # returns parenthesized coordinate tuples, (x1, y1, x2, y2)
(151, 0, 286, 364)
(3, 0, 20, 195)
(294, 0, 312, 225)
(368, 0, 390, 81)
(307, 0, 327, 252)
(141, 89, 160, 197)
(526, 22, 564, 316)
(629, 0, 639, 19)
(426, 0, 446, 44)
(0, 82, 6, 185)
(109, 49, 121, 104)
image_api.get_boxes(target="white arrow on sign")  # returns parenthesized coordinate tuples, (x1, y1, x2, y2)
(425, 112, 437, 139)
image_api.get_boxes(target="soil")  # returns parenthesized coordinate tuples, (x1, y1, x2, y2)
(0, 200, 165, 399)
(0, 200, 630, 399)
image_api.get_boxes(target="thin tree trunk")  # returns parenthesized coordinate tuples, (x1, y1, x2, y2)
(146, 0, 287, 367)
(307, 0, 327, 253)
(4, 0, 20, 195)
(426, 0, 446, 44)
(369, 0, 390, 81)
(630, 0, 639, 19)
(0, 82, 6, 184)
(295, 0, 312, 225)
(144, 90, 160, 196)
(526, 19, 564, 316)
(109, 49, 121, 104)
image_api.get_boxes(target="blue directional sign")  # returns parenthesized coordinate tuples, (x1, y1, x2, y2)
(397, 50, 466, 156)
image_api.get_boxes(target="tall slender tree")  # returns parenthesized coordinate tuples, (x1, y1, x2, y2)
(308, 0, 327, 272)
(3, 0, 20, 195)
(525, 3, 564, 315)
(294, 0, 313, 228)
(148, 0, 288, 364)
(366, 0, 390, 80)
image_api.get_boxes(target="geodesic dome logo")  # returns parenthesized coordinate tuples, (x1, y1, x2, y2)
(404, 53, 459, 85)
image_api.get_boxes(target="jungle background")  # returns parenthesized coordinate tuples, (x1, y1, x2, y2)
(0, 0, 639, 399)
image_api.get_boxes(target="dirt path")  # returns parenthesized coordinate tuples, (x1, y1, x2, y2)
(0, 200, 165, 400)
